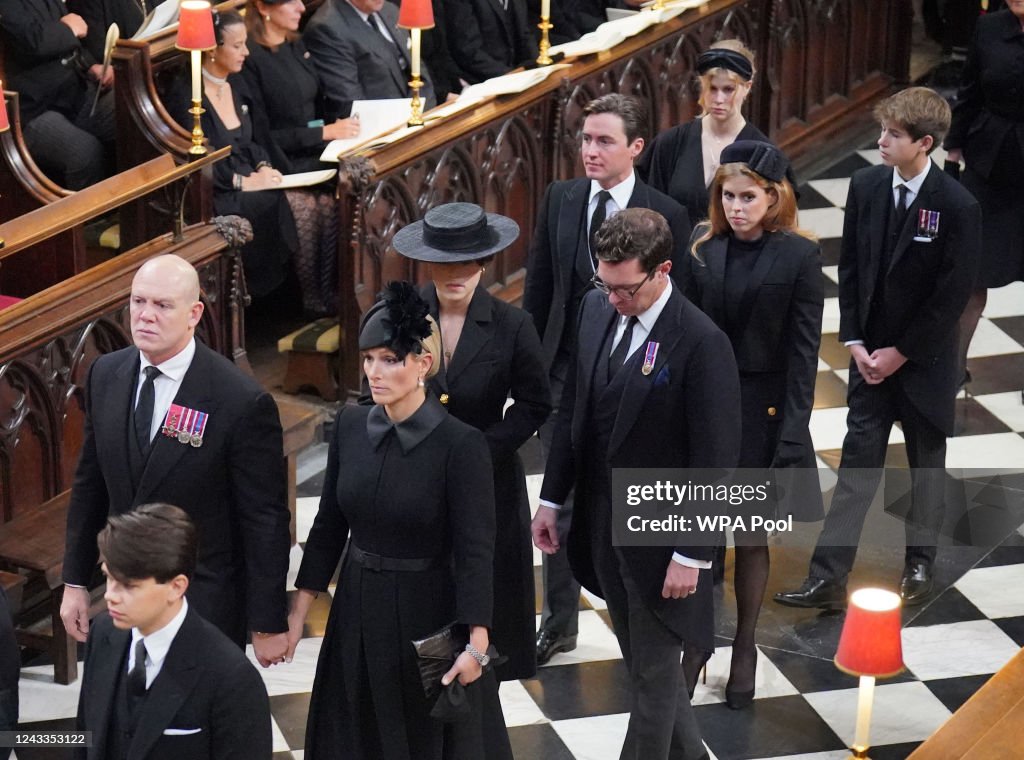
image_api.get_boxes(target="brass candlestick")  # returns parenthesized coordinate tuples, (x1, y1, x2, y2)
(536, 17, 553, 66)
(652, 0, 666, 10)
(407, 75, 425, 127)
(188, 99, 207, 156)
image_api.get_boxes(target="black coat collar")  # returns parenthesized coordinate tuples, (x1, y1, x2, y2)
(366, 394, 447, 452)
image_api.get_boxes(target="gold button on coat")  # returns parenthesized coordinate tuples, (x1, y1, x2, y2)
(767, 406, 777, 417)
(440, 393, 450, 405)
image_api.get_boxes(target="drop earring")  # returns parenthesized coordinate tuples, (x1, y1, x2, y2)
(418, 376, 425, 387)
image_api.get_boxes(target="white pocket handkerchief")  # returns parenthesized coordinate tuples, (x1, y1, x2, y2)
(163, 728, 202, 736)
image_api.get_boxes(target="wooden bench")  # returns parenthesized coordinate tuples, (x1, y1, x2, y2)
(908, 648, 1024, 759)
(278, 319, 341, 400)
(0, 493, 77, 684)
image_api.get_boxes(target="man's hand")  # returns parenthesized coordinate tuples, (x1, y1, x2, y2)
(850, 343, 884, 385)
(60, 13, 89, 38)
(60, 586, 91, 643)
(88, 63, 114, 89)
(531, 505, 560, 554)
(252, 632, 289, 667)
(662, 561, 698, 599)
(868, 347, 907, 380)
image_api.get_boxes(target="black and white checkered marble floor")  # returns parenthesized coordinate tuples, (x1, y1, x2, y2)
(13, 144, 1024, 759)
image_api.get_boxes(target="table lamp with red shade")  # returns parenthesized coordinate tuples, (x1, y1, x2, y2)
(397, 0, 434, 127)
(176, 0, 217, 156)
(834, 587, 905, 759)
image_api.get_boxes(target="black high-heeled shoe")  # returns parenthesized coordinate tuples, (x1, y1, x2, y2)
(725, 646, 757, 710)
(682, 647, 713, 700)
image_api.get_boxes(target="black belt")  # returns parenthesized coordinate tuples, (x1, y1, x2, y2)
(348, 542, 443, 572)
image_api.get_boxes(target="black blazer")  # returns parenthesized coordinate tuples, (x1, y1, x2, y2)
(689, 231, 823, 482)
(69, 0, 170, 61)
(64, 342, 292, 640)
(77, 608, 272, 760)
(838, 163, 981, 436)
(944, 8, 1024, 181)
(241, 38, 347, 174)
(540, 286, 741, 645)
(522, 176, 693, 371)
(303, 0, 436, 114)
(443, 0, 535, 84)
(0, 0, 96, 122)
(637, 118, 774, 224)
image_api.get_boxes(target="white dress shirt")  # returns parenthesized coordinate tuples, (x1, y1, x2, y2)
(585, 172, 636, 270)
(128, 598, 189, 690)
(136, 338, 196, 443)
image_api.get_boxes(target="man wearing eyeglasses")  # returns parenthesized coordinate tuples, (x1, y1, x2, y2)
(523, 93, 692, 667)
(532, 208, 740, 760)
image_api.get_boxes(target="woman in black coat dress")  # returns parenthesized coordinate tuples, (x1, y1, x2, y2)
(944, 3, 1024, 382)
(287, 283, 504, 759)
(167, 12, 298, 299)
(392, 203, 552, 757)
(638, 40, 770, 223)
(686, 142, 823, 709)
(241, 0, 361, 315)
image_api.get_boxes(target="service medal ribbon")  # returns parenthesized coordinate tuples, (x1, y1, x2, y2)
(190, 411, 208, 448)
(917, 209, 940, 239)
(162, 404, 185, 438)
(177, 407, 194, 444)
(641, 341, 659, 376)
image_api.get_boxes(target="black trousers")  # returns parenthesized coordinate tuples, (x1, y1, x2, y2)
(810, 363, 947, 582)
(539, 369, 581, 639)
(591, 533, 706, 760)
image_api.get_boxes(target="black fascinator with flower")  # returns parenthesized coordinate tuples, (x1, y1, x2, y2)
(358, 282, 432, 359)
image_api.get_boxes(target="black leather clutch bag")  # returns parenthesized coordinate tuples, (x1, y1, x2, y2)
(411, 622, 468, 700)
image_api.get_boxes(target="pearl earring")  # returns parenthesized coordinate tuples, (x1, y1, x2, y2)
(265, 13, 271, 20)
(418, 377, 425, 387)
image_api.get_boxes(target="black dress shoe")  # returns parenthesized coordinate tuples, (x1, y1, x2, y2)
(900, 562, 934, 606)
(773, 577, 847, 610)
(536, 629, 577, 666)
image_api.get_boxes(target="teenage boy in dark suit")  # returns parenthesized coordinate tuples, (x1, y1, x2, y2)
(77, 504, 272, 760)
(775, 87, 981, 609)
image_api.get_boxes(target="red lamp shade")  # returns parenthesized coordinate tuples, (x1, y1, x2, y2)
(835, 588, 905, 678)
(397, 0, 435, 29)
(176, 1, 217, 51)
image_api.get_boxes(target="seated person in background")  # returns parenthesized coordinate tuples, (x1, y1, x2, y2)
(553, 0, 643, 41)
(69, 0, 171, 62)
(0, 0, 115, 190)
(417, 0, 464, 101)
(168, 11, 298, 304)
(242, 0, 360, 173)
(444, 0, 535, 84)
(243, 0, 361, 315)
(77, 504, 272, 760)
(303, 0, 437, 113)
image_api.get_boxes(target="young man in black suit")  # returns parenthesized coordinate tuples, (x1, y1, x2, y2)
(532, 209, 741, 760)
(775, 87, 981, 610)
(61, 255, 291, 668)
(523, 94, 692, 665)
(77, 504, 272, 760)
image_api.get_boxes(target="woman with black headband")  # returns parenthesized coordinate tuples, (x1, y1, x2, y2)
(287, 282, 506, 758)
(638, 40, 770, 224)
(684, 141, 823, 709)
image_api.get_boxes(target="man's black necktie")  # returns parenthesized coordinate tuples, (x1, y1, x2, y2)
(134, 366, 161, 455)
(608, 316, 638, 380)
(894, 183, 910, 227)
(589, 190, 612, 264)
(127, 638, 148, 698)
(367, 13, 408, 71)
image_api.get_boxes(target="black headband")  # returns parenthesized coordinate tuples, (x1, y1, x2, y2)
(696, 49, 753, 81)
(720, 140, 790, 183)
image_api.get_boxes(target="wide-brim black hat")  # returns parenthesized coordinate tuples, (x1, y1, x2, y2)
(393, 202, 520, 263)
